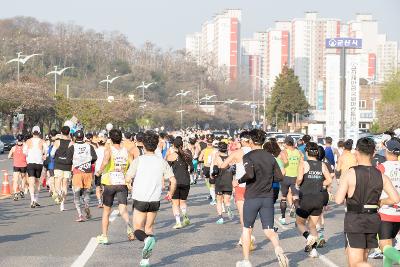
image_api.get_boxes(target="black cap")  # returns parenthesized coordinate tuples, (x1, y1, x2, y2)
(17, 134, 24, 142)
(284, 136, 294, 145)
(218, 142, 228, 152)
(385, 138, 400, 155)
(302, 134, 311, 143)
(75, 130, 84, 140)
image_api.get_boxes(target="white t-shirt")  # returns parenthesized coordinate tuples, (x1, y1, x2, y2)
(95, 146, 105, 173)
(236, 146, 252, 188)
(127, 154, 174, 202)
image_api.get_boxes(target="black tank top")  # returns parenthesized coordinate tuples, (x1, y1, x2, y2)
(300, 160, 324, 196)
(216, 155, 233, 191)
(344, 165, 383, 233)
(55, 139, 72, 170)
(168, 154, 190, 186)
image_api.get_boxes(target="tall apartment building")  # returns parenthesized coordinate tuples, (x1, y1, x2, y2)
(290, 12, 340, 109)
(185, 32, 202, 64)
(185, 9, 241, 81)
(241, 37, 261, 89)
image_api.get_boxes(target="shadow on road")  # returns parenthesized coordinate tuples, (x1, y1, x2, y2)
(0, 231, 48, 244)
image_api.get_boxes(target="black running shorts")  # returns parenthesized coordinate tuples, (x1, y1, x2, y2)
(27, 163, 43, 179)
(13, 167, 27, 173)
(172, 185, 190, 200)
(243, 197, 274, 230)
(216, 190, 232, 196)
(379, 221, 400, 240)
(102, 185, 128, 207)
(280, 176, 299, 197)
(133, 200, 160, 213)
(203, 166, 210, 178)
(296, 194, 324, 219)
(345, 232, 378, 249)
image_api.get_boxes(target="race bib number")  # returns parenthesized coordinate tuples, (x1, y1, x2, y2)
(110, 172, 125, 185)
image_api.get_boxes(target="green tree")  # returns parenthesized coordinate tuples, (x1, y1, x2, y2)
(267, 66, 309, 126)
(377, 72, 400, 130)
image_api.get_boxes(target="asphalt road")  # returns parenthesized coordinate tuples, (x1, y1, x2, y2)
(0, 154, 383, 266)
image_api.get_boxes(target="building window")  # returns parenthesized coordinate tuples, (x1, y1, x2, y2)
(359, 123, 368, 130)
(359, 100, 367, 110)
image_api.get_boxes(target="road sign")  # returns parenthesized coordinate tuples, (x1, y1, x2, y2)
(325, 38, 362, 49)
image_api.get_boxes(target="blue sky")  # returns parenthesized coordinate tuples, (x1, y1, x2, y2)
(0, 0, 398, 49)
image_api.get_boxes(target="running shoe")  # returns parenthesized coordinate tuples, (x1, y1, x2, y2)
(316, 236, 326, 248)
(227, 208, 234, 220)
(60, 202, 66, 211)
(289, 205, 296, 218)
(305, 235, 317, 252)
(182, 216, 190, 226)
(368, 249, 383, 259)
(210, 200, 216, 206)
(75, 215, 86, 222)
(34, 202, 40, 207)
(19, 191, 25, 198)
(250, 236, 256, 251)
(13, 193, 19, 201)
(275, 247, 289, 267)
(139, 259, 150, 267)
(142, 236, 156, 259)
(237, 238, 243, 247)
(278, 217, 287, 225)
(236, 260, 252, 267)
(309, 248, 319, 258)
(96, 234, 109, 245)
(30, 202, 36, 208)
(127, 226, 135, 241)
(216, 218, 224, 224)
(85, 207, 91, 219)
(173, 222, 183, 229)
(274, 227, 279, 232)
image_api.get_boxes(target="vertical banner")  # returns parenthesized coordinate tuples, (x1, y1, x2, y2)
(345, 55, 360, 141)
(325, 54, 341, 143)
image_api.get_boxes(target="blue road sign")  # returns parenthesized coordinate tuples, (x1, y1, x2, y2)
(325, 38, 362, 49)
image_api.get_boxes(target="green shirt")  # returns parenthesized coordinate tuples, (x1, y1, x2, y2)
(284, 149, 301, 177)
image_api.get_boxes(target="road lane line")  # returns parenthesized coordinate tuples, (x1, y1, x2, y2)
(109, 209, 119, 222)
(319, 254, 340, 267)
(71, 237, 97, 267)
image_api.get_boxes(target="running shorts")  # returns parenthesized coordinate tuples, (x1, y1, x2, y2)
(243, 197, 274, 230)
(216, 190, 232, 196)
(103, 185, 128, 207)
(322, 190, 329, 207)
(133, 200, 160, 213)
(72, 172, 93, 189)
(54, 169, 72, 180)
(234, 187, 246, 202)
(13, 166, 27, 173)
(94, 175, 102, 187)
(379, 221, 400, 240)
(296, 194, 324, 218)
(27, 163, 43, 179)
(172, 184, 190, 200)
(345, 233, 378, 249)
(203, 166, 210, 178)
(280, 176, 299, 197)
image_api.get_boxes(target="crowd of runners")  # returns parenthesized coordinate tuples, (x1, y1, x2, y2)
(6, 123, 400, 267)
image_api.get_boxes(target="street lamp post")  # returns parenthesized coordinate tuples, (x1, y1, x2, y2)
(6, 52, 42, 84)
(136, 81, 156, 102)
(99, 75, 121, 98)
(176, 90, 191, 129)
(46, 66, 74, 95)
(200, 94, 216, 105)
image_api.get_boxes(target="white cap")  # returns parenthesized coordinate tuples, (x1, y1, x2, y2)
(32, 126, 41, 134)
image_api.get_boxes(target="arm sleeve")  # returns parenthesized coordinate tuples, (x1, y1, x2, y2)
(238, 156, 255, 183)
(90, 146, 97, 163)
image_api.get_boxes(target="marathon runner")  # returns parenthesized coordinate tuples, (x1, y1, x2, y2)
(51, 125, 73, 211)
(187, 136, 199, 184)
(295, 142, 332, 258)
(369, 137, 400, 259)
(324, 137, 337, 169)
(96, 129, 135, 243)
(298, 134, 311, 160)
(45, 130, 57, 198)
(234, 129, 289, 267)
(67, 130, 97, 222)
(126, 130, 177, 267)
(166, 136, 193, 229)
(199, 135, 216, 205)
(94, 136, 106, 208)
(135, 132, 145, 156)
(212, 141, 234, 224)
(24, 126, 47, 208)
(279, 136, 303, 224)
(335, 137, 400, 267)
(8, 134, 27, 201)
(336, 139, 357, 179)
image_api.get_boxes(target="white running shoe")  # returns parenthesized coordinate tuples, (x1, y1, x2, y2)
(60, 202, 65, 211)
(275, 247, 289, 267)
(309, 248, 319, 258)
(305, 235, 317, 252)
(368, 249, 383, 259)
(236, 260, 252, 267)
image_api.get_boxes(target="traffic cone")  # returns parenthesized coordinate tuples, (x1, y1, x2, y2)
(2, 171, 11, 196)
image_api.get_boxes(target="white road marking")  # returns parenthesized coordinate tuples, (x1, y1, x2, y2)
(72, 209, 119, 267)
(109, 209, 119, 222)
(319, 254, 340, 267)
(71, 237, 97, 267)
